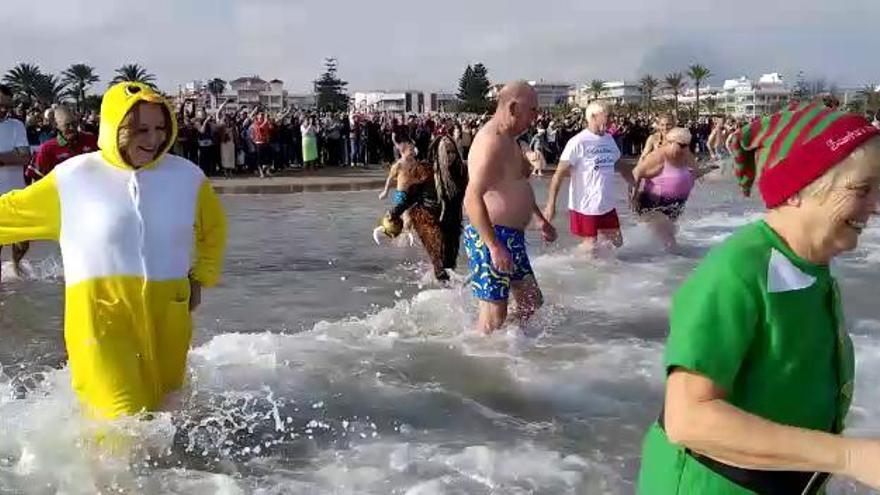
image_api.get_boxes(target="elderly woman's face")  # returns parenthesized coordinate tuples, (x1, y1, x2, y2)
(665, 138, 690, 159)
(802, 150, 880, 256)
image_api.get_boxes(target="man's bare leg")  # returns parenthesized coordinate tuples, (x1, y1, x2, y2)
(599, 229, 623, 248)
(12, 242, 28, 277)
(576, 236, 598, 257)
(510, 275, 544, 322)
(477, 299, 508, 334)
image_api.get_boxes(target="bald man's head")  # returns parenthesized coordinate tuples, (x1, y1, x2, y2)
(495, 81, 538, 136)
(497, 81, 535, 107)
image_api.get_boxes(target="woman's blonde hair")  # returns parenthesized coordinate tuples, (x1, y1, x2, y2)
(800, 136, 880, 199)
(118, 102, 173, 164)
(657, 113, 676, 125)
(666, 127, 692, 145)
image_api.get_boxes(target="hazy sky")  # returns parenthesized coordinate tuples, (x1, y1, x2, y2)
(2, 0, 878, 94)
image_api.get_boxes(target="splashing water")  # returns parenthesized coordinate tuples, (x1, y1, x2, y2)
(1, 182, 878, 493)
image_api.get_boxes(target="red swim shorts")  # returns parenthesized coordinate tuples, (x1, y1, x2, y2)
(569, 209, 620, 238)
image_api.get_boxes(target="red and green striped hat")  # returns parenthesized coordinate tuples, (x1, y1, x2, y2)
(729, 102, 880, 207)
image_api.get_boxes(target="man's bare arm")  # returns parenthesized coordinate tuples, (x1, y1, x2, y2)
(543, 161, 571, 220)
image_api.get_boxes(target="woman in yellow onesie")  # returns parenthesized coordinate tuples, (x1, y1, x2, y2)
(0, 82, 227, 419)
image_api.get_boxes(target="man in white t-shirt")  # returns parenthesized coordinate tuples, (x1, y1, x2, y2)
(0, 85, 33, 281)
(544, 102, 633, 254)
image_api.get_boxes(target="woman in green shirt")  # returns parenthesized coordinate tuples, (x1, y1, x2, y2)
(638, 102, 880, 494)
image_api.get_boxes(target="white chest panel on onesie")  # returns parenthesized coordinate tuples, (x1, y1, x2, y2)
(54, 151, 204, 286)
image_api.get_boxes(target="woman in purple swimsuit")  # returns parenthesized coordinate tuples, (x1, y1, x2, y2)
(632, 127, 708, 249)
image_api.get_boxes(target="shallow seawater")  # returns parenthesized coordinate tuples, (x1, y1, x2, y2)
(1, 172, 878, 494)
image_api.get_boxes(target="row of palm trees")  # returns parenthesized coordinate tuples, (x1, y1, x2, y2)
(585, 64, 713, 118)
(2, 62, 157, 111)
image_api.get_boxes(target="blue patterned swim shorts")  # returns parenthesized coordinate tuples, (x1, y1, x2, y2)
(392, 189, 407, 207)
(463, 224, 534, 301)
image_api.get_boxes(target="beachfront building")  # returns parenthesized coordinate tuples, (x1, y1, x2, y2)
(570, 80, 644, 108)
(353, 90, 459, 114)
(286, 94, 317, 110)
(721, 73, 790, 118)
(529, 80, 573, 109)
(678, 85, 723, 114)
(177, 80, 214, 109)
(834, 86, 880, 110)
(427, 92, 459, 113)
(599, 81, 644, 106)
(222, 77, 287, 113)
(353, 91, 422, 113)
(486, 81, 573, 109)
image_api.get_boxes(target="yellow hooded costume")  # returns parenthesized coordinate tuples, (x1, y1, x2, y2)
(0, 82, 227, 418)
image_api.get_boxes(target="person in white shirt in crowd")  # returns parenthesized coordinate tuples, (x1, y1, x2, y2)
(0, 85, 32, 281)
(544, 101, 634, 255)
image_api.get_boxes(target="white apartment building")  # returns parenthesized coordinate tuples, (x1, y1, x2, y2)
(177, 79, 213, 109)
(597, 80, 644, 106)
(427, 92, 459, 113)
(721, 73, 790, 118)
(286, 94, 317, 110)
(222, 77, 287, 113)
(677, 85, 723, 114)
(529, 81, 573, 108)
(573, 80, 649, 108)
(485, 81, 572, 109)
(354, 91, 421, 113)
(353, 90, 459, 114)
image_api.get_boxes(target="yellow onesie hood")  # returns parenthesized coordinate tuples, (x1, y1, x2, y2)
(98, 82, 178, 170)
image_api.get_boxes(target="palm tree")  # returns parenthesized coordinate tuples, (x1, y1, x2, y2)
(206, 78, 226, 108)
(83, 94, 103, 113)
(3, 63, 45, 104)
(62, 63, 100, 112)
(588, 79, 605, 102)
(110, 64, 157, 89)
(33, 74, 68, 106)
(705, 96, 718, 115)
(664, 72, 686, 119)
(687, 64, 712, 118)
(858, 84, 880, 114)
(639, 75, 659, 112)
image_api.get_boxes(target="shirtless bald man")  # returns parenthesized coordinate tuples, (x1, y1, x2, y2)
(464, 81, 557, 333)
